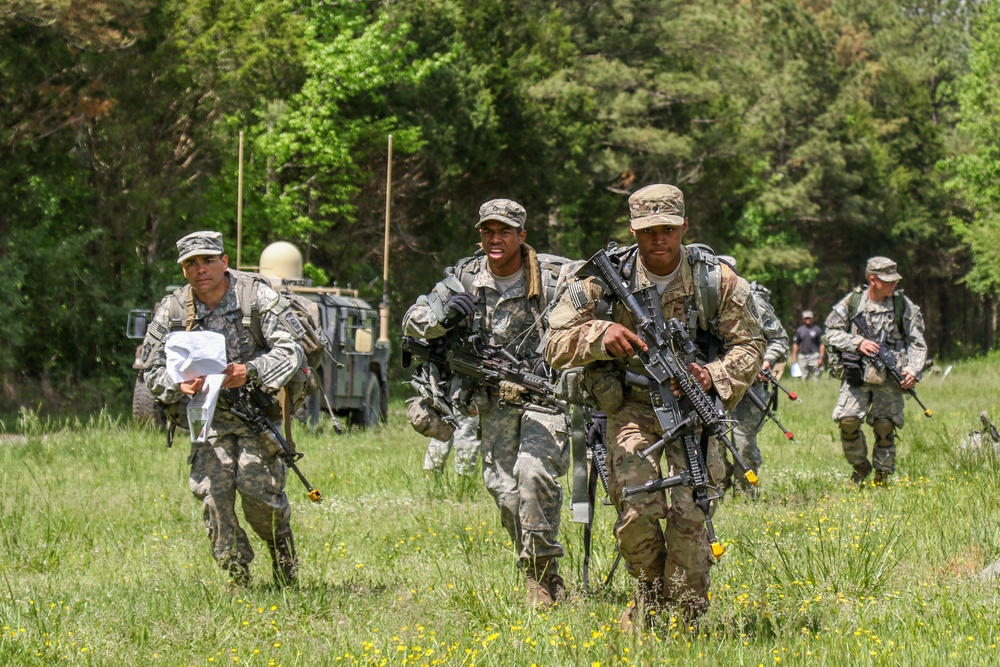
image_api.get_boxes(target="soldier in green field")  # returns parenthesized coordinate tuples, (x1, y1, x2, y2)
(545, 184, 764, 628)
(141, 231, 306, 587)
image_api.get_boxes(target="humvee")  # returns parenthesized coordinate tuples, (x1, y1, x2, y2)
(127, 242, 389, 429)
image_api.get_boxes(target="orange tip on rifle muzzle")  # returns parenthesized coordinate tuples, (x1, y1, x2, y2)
(711, 542, 725, 559)
(308, 489, 323, 503)
(744, 470, 759, 486)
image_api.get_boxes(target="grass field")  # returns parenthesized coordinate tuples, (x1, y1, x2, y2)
(2, 356, 1000, 666)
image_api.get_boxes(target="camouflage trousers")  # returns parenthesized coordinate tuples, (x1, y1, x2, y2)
(478, 394, 570, 564)
(188, 427, 294, 572)
(607, 398, 725, 611)
(728, 384, 768, 476)
(832, 382, 905, 473)
(798, 352, 823, 380)
(424, 414, 481, 476)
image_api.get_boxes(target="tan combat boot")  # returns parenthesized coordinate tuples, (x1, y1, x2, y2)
(525, 558, 561, 607)
(850, 460, 873, 485)
(620, 578, 664, 632)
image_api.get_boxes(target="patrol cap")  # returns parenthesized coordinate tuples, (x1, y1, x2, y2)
(176, 231, 224, 263)
(628, 184, 686, 230)
(865, 256, 902, 282)
(477, 199, 526, 229)
(802, 310, 814, 320)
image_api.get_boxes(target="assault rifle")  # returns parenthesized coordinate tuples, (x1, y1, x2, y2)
(850, 314, 933, 418)
(228, 385, 323, 502)
(760, 366, 800, 402)
(582, 249, 756, 559)
(401, 334, 567, 415)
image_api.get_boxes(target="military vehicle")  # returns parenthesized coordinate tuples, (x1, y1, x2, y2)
(127, 241, 390, 429)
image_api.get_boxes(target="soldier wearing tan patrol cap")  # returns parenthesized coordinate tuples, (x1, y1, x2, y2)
(824, 255, 927, 486)
(545, 183, 765, 629)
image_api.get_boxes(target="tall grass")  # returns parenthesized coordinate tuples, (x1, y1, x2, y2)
(2, 357, 1000, 665)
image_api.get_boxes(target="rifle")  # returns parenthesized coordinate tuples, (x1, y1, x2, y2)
(228, 385, 323, 502)
(850, 314, 933, 418)
(582, 249, 756, 559)
(759, 366, 800, 402)
(581, 409, 622, 593)
(401, 333, 567, 415)
(743, 383, 794, 441)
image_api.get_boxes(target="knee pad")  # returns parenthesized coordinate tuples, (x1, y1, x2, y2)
(872, 418, 895, 445)
(839, 417, 862, 441)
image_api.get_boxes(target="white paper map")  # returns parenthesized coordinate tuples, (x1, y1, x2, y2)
(165, 331, 227, 384)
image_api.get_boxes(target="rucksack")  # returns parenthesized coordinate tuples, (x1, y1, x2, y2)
(166, 269, 330, 416)
(824, 286, 908, 379)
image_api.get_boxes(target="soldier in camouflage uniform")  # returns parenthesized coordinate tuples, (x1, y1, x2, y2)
(424, 413, 481, 476)
(717, 258, 790, 490)
(141, 232, 306, 587)
(402, 199, 571, 607)
(825, 256, 926, 486)
(545, 185, 764, 627)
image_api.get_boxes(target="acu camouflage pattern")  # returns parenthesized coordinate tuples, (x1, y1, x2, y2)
(544, 245, 764, 615)
(729, 283, 789, 477)
(826, 288, 927, 474)
(402, 246, 572, 565)
(424, 413, 481, 476)
(141, 271, 305, 578)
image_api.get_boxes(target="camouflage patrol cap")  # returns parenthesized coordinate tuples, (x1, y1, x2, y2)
(176, 231, 224, 263)
(477, 198, 527, 229)
(802, 310, 814, 320)
(628, 184, 686, 229)
(865, 256, 902, 282)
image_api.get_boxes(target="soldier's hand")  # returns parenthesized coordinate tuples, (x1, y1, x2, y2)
(758, 360, 772, 381)
(603, 324, 647, 358)
(858, 339, 880, 356)
(222, 362, 249, 388)
(442, 292, 477, 328)
(179, 376, 206, 395)
(900, 371, 916, 390)
(671, 362, 712, 397)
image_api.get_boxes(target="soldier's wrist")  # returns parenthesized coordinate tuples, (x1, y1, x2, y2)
(246, 362, 260, 382)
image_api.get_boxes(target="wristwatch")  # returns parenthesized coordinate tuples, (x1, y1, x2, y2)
(246, 363, 259, 382)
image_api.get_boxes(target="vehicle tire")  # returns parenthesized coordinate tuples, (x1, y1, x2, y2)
(357, 374, 385, 427)
(132, 375, 166, 430)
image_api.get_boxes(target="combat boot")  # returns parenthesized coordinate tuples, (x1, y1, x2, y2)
(620, 578, 664, 632)
(226, 562, 251, 589)
(873, 469, 890, 486)
(525, 558, 562, 607)
(270, 534, 299, 588)
(850, 460, 872, 485)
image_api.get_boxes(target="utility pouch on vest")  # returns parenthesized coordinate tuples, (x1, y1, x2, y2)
(841, 351, 865, 387)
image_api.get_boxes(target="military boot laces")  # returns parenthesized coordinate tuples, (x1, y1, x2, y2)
(850, 460, 873, 485)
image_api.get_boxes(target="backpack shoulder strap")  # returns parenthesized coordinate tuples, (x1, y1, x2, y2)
(846, 286, 864, 321)
(685, 243, 722, 331)
(167, 285, 195, 331)
(230, 269, 267, 348)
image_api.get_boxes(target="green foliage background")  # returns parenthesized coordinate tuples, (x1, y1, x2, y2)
(2, 0, 1000, 409)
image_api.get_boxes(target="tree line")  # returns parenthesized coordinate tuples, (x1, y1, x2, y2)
(2, 0, 999, 402)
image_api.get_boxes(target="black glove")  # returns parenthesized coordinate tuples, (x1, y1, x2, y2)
(441, 292, 477, 328)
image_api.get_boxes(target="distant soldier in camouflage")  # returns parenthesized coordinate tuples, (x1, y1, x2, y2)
(717, 258, 790, 490)
(825, 256, 927, 486)
(142, 231, 306, 587)
(402, 199, 571, 606)
(545, 184, 764, 627)
(424, 413, 481, 476)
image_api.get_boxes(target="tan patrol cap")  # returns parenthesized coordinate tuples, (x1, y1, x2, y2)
(628, 184, 686, 229)
(865, 256, 902, 282)
(176, 231, 224, 263)
(477, 199, 526, 229)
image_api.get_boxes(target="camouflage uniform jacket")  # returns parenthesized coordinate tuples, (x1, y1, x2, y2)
(825, 289, 927, 378)
(141, 271, 306, 432)
(546, 245, 764, 411)
(750, 282, 789, 367)
(402, 245, 568, 362)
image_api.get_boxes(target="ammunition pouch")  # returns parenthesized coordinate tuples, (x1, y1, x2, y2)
(841, 351, 865, 387)
(406, 396, 456, 441)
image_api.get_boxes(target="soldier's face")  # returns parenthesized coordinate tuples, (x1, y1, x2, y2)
(182, 254, 229, 300)
(632, 222, 688, 276)
(868, 275, 898, 301)
(478, 221, 526, 277)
